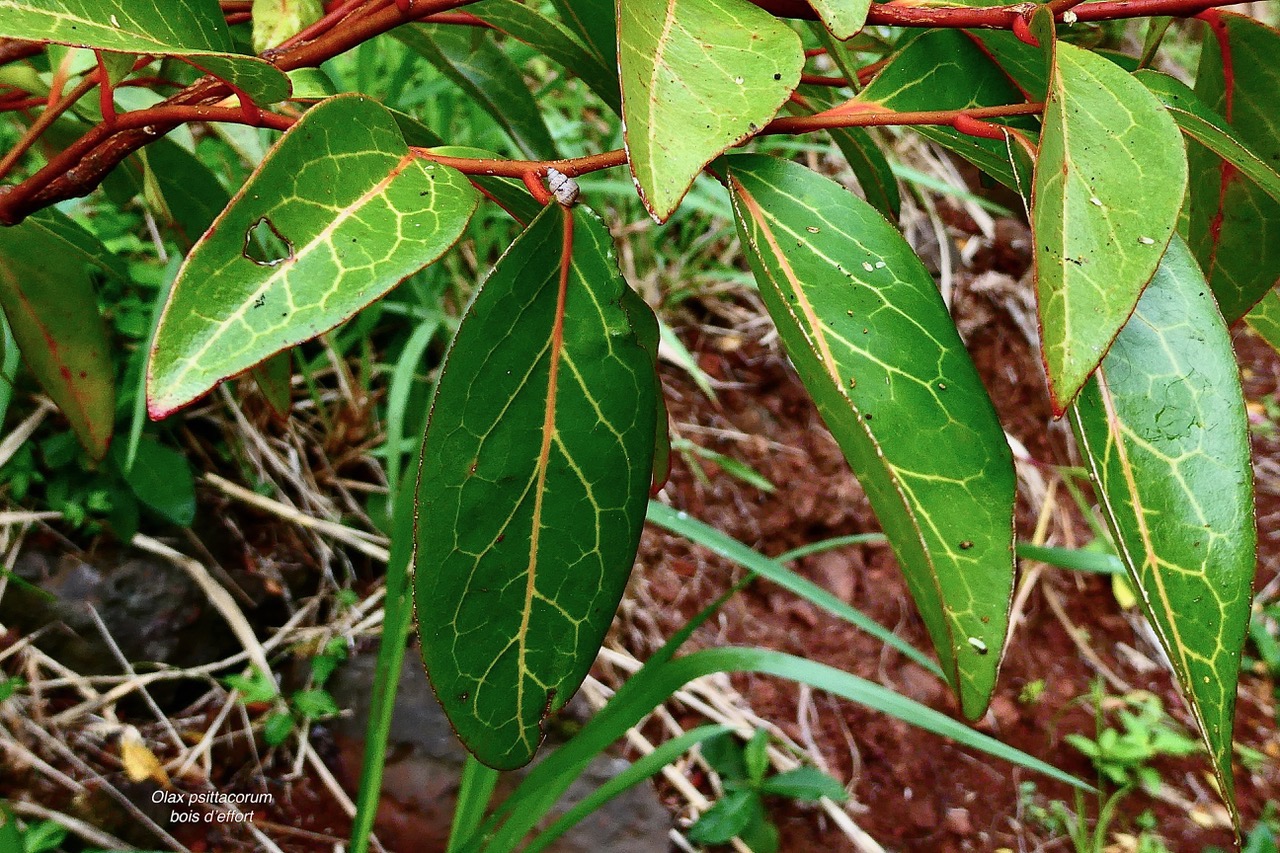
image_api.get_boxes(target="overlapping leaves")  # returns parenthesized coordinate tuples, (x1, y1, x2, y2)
(725, 154, 1016, 720)
(1186, 12, 1280, 325)
(1070, 236, 1254, 823)
(416, 204, 659, 769)
(1033, 39, 1187, 412)
(147, 95, 478, 416)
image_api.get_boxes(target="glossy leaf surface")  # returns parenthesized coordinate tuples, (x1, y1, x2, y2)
(148, 95, 477, 417)
(1070, 236, 1253, 822)
(416, 204, 658, 769)
(618, 0, 802, 221)
(0, 0, 290, 103)
(809, 0, 869, 40)
(0, 209, 119, 459)
(1186, 12, 1280, 324)
(725, 154, 1015, 720)
(1033, 40, 1187, 413)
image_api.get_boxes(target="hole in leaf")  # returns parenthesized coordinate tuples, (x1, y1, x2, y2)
(242, 217, 294, 267)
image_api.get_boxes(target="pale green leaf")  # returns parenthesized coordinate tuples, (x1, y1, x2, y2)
(0, 0, 291, 103)
(725, 154, 1015, 720)
(147, 95, 478, 417)
(251, 0, 323, 54)
(809, 0, 869, 40)
(618, 0, 802, 221)
(1033, 41, 1187, 412)
(416, 204, 658, 769)
(1070, 235, 1254, 826)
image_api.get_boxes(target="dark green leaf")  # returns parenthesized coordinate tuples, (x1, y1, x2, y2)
(144, 138, 231, 249)
(416, 204, 658, 769)
(148, 95, 478, 417)
(111, 437, 196, 526)
(396, 24, 558, 160)
(726, 154, 1015, 720)
(758, 766, 848, 802)
(687, 790, 761, 845)
(1033, 40, 1187, 412)
(743, 729, 769, 784)
(0, 209, 118, 460)
(429, 144, 543, 225)
(857, 30, 1033, 188)
(1186, 12, 1280, 324)
(618, 0, 803, 221)
(1069, 236, 1254, 826)
(470, 0, 619, 112)
(548, 0, 614, 72)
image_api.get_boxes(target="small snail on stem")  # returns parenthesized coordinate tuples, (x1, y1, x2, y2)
(545, 167, 580, 207)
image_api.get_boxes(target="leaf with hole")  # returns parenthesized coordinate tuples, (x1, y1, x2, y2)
(618, 0, 802, 221)
(0, 209, 120, 460)
(415, 204, 658, 769)
(725, 154, 1015, 720)
(147, 95, 478, 417)
(1185, 12, 1280, 324)
(0, 0, 291, 103)
(1069, 235, 1254, 827)
(1033, 40, 1187, 413)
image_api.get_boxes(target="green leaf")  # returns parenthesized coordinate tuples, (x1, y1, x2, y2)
(251, 0, 323, 54)
(794, 86, 900, 220)
(0, 209, 118, 460)
(1137, 70, 1280, 216)
(647, 501, 942, 676)
(809, 0, 869, 40)
(856, 30, 1033, 189)
(110, 437, 196, 526)
(147, 95, 478, 417)
(396, 24, 558, 160)
(1186, 12, 1280, 324)
(549, 0, 614, 74)
(1246, 289, 1280, 356)
(1069, 235, 1254, 826)
(144, 138, 231, 249)
(415, 204, 658, 770)
(225, 667, 278, 703)
(618, 0, 802, 222)
(0, 0, 291, 103)
(687, 790, 761, 845)
(263, 711, 294, 745)
(725, 154, 1015, 720)
(429, 145, 543, 225)
(248, 350, 293, 419)
(1033, 40, 1187, 413)
(470, 0, 620, 113)
(758, 766, 848, 802)
(292, 688, 339, 719)
(743, 728, 769, 784)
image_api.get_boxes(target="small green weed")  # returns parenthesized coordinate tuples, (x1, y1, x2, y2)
(688, 728, 847, 853)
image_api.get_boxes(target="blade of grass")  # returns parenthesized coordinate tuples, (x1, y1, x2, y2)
(383, 313, 442, 514)
(0, 312, 18, 430)
(475, 646, 1090, 851)
(122, 257, 179, 473)
(348, 472, 417, 853)
(447, 755, 501, 853)
(523, 724, 732, 853)
(647, 501, 942, 677)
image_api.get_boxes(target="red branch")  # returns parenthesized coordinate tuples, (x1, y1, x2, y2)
(755, 0, 1251, 27)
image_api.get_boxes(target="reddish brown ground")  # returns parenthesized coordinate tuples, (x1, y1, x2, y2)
(627, 232, 1280, 850)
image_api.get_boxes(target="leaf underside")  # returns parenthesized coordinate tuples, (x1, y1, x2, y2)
(809, 0, 870, 40)
(1186, 12, 1280, 324)
(1033, 39, 1187, 413)
(1070, 235, 1254, 825)
(147, 95, 478, 417)
(725, 154, 1016, 720)
(0, 209, 119, 459)
(416, 204, 658, 770)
